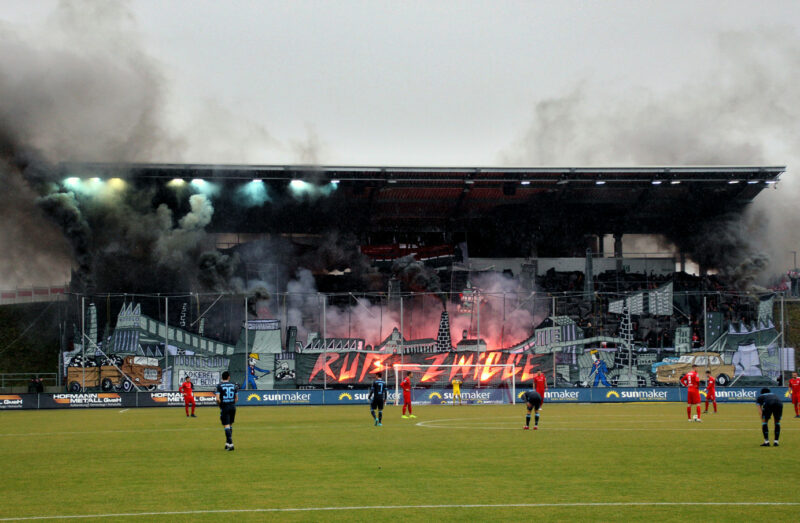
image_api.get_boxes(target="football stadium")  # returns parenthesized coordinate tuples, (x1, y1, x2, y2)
(1, 162, 800, 521)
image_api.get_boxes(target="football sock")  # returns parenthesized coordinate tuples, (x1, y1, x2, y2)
(534, 413, 540, 427)
(775, 422, 780, 442)
(525, 414, 531, 427)
(225, 427, 232, 444)
(191, 405, 195, 415)
(713, 401, 717, 413)
(402, 405, 406, 415)
(687, 407, 692, 419)
(762, 422, 769, 441)
(370, 409, 376, 420)
(696, 406, 701, 418)
(408, 405, 412, 414)
(378, 410, 383, 422)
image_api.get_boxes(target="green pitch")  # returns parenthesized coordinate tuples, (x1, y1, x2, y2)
(0, 403, 798, 522)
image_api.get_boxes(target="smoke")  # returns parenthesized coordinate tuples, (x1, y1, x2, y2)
(391, 254, 447, 307)
(0, 1, 248, 293)
(246, 285, 271, 318)
(503, 28, 800, 287)
(277, 264, 543, 351)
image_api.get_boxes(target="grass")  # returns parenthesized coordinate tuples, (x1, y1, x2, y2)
(0, 403, 798, 522)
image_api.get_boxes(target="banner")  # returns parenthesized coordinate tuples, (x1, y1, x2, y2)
(240, 390, 320, 406)
(0, 393, 38, 410)
(10, 387, 793, 409)
(138, 391, 218, 408)
(595, 388, 677, 402)
(295, 351, 553, 387)
(39, 392, 136, 409)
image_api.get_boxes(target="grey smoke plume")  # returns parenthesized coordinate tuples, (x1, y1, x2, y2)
(0, 1, 240, 293)
(504, 28, 800, 286)
(391, 254, 447, 307)
(246, 285, 271, 318)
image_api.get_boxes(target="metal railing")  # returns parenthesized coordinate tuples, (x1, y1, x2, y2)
(0, 373, 58, 390)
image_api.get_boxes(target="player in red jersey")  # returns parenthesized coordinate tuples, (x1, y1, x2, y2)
(789, 371, 800, 418)
(401, 372, 416, 419)
(179, 376, 196, 417)
(533, 371, 547, 409)
(704, 370, 717, 414)
(680, 364, 702, 422)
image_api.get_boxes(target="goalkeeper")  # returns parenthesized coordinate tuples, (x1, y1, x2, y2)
(522, 389, 542, 430)
(452, 378, 463, 405)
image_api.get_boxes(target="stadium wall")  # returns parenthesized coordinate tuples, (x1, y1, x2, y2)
(0, 387, 791, 410)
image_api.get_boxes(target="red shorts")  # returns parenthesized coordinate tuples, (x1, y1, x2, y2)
(403, 393, 411, 404)
(536, 389, 546, 400)
(792, 394, 799, 405)
(706, 391, 716, 401)
(183, 396, 196, 406)
(687, 390, 701, 404)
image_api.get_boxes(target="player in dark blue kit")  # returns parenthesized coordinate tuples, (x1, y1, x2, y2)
(756, 387, 783, 447)
(216, 371, 239, 451)
(368, 372, 388, 426)
(522, 389, 542, 430)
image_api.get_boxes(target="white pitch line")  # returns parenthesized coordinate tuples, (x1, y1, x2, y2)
(0, 425, 313, 438)
(415, 417, 796, 431)
(118, 409, 129, 414)
(2, 502, 799, 521)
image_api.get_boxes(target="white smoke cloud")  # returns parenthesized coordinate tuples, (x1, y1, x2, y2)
(503, 28, 800, 284)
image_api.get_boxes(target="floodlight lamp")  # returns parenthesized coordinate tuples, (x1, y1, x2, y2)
(520, 180, 531, 186)
(595, 180, 606, 185)
(651, 180, 662, 185)
(670, 180, 681, 185)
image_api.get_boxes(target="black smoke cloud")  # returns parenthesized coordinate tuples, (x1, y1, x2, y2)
(0, 1, 238, 293)
(504, 28, 800, 287)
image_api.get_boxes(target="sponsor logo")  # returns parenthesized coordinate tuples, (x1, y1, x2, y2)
(545, 390, 581, 401)
(247, 392, 312, 403)
(715, 389, 757, 399)
(457, 391, 491, 400)
(150, 392, 217, 405)
(0, 394, 23, 407)
(619, 390, 668, 401)
(785, 391, 792, 398)
(428, 392, 443, 400)
(700, 391, 707, 398)
(517, 391, 526, 399)
(606, 391, 620, 398)
(52, 393, 122, 406)
(338, 393, 353, 401)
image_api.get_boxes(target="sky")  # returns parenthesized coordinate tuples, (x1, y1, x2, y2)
(1, 0, 800, 287)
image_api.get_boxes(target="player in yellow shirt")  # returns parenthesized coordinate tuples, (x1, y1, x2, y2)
(452, 378, 462, 405)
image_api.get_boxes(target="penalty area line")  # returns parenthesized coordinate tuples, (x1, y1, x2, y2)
(2, 502, 800, 520)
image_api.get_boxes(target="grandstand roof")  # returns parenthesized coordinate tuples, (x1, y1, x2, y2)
(59, 163, 785, 256)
